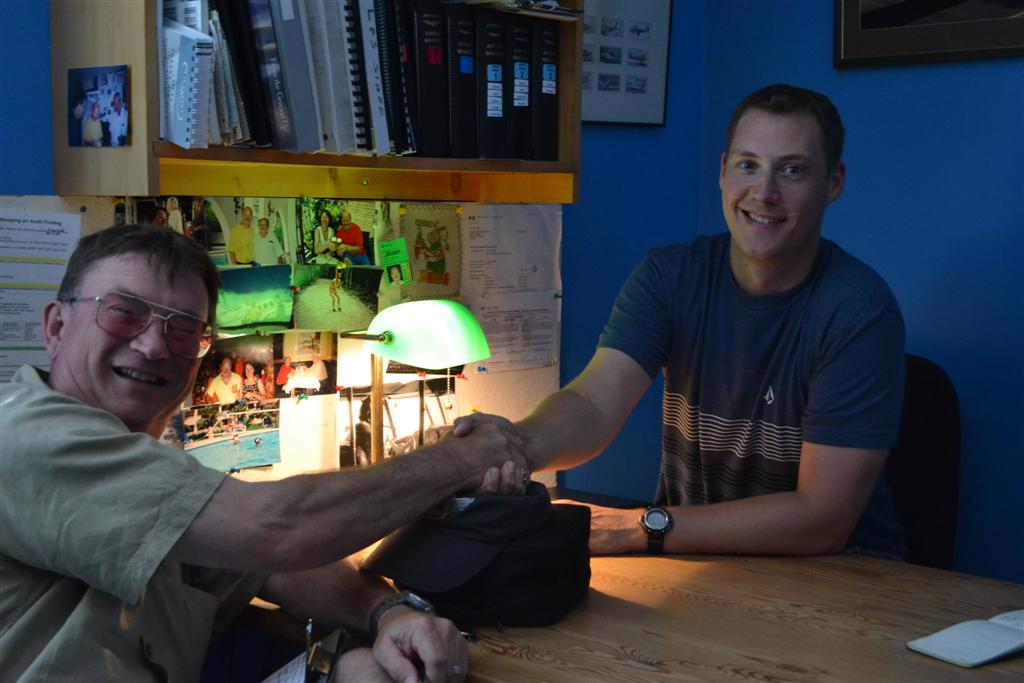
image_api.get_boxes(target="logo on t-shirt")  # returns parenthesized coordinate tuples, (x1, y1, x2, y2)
(763, 386, 775, 405)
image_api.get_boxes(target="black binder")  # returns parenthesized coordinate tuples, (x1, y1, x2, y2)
(475, 8, 508, 159)
(531, 18, 559, 161)
(407, 0, 448, 157)
(505, 14, 533, 159)
(444, 3, 476, 158)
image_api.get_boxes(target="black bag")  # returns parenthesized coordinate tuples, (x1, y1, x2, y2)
(361, 484, 591, 628)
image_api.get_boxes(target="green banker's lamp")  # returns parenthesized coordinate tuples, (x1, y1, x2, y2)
(340, 299, 490, 463)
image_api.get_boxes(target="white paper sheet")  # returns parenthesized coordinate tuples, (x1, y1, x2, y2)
(460, 204, 561, 300)
(471, 290, 560, 373)
(0, 208, 80, 379)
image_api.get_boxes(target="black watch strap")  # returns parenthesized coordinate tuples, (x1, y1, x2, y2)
(647, 530, 666, 554)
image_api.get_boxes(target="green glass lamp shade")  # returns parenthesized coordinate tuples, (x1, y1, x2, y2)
(365, 299, 490, 369)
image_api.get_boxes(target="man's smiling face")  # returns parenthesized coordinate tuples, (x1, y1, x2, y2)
(43, 253, 207, 437)
(719, 109, 844, 291)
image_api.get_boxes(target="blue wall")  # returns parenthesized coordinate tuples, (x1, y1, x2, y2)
(3, 2, 1021, 581)
(563, 1, 1023, 583)
(0, 1, 52, 194)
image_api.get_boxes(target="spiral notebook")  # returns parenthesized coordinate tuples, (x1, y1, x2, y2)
(162, 19, 214, 149)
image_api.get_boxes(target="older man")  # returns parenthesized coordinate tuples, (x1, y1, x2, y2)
(0, 224, 529, 682)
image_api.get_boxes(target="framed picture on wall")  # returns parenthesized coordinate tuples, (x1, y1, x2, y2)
(581, 0, 672, 125)
(835, 0, 1024, 68)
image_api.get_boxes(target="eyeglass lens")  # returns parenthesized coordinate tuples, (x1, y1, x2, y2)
(96, 293, 213, 358)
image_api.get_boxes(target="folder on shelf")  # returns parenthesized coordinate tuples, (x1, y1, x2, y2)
(444, 2, 476, 158)
(162, 19, 214, 149)
(268, 0, 324, 153)
(530, 17, 559, 161)
(505, 14, 533, 160)
(305, 0, 355, 153)
(475, 7, 508, 159)
(407, 0, 448, 158)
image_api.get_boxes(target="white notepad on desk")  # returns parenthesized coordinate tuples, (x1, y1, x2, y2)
(907, 609, 1024, 668)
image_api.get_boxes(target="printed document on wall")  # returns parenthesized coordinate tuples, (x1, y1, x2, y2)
(0, 207, 81, 381)
(471, 290, 560, 373)
(461, 204, 562, 300)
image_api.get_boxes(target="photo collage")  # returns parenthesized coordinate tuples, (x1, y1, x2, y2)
(143, 196, 465, 472)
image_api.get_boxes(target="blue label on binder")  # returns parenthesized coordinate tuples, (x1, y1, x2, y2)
(460, 55, 474, 74)
(487, 64, 502, 82)
(543, 64, 557, 81)
(514, 62, 529, 79)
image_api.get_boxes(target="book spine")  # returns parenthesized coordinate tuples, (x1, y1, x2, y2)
(475, 7, 507, 159)
(393, 0, 418, 154)
(304, 0, 340, 152)
(373, 0, 407, 154)
(444, 3, 476, 158)
(248, 0, 296, 150)
(530, 18, 558, 161)
(268, 0, 322, 152)
(506, 14, 532, 159)
(213, 0, 272, 145)
(409, 0, 448, 158)
(358, 0, 392, 154)
(342, 0, 372, 153)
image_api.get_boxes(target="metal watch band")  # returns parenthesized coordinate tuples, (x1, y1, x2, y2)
(368, 590, 434, 641)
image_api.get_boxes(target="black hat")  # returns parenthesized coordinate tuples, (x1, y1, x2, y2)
(361, 483, 591, 628)
(361, 482, 553, 592)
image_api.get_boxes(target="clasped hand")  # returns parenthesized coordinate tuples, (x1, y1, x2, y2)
(333, 607, 467, 682)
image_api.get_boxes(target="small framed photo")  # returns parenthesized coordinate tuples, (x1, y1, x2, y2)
(835, 0, 1024, 68)
(582, 0, 672, 126)
(67, 64, 130, 147)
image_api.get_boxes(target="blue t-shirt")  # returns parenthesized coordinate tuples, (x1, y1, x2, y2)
(599, 234, 907, 558)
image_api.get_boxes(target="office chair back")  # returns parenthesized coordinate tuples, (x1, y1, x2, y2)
(885, 354, 960, 570)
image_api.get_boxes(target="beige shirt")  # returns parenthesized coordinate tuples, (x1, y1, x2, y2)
(0, 367, 265, 682)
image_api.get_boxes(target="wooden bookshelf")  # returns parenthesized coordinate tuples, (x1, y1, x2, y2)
(49, 0, 581, 203)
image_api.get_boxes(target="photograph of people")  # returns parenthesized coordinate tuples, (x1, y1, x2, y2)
(106, 90, 128, 146)
(205, 357, 242, 405)
(335, 210, 369, 265)
(313, 208, 340, 264)
(166, 196, 183, 235)
(227, 205, 255, 265)
(252, 216, 287, 265)
(68, 87, 86, 147)
(149, 206, 169, 227)
(82, 101, 103, 147)
(240, 362, 264, 402)
(329, 268, 343, 311)
(388, 265, 403, 285)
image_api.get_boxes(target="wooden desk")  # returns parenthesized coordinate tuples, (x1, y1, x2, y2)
(466, 554, 1023, 682)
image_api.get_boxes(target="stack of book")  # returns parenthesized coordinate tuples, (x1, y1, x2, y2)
(158, 0, 565, 160)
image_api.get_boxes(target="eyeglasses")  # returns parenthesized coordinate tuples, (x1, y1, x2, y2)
(63, 291, 214, 359)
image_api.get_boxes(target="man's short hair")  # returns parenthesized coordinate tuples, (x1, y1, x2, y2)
(57, 224, 221, 320)
(726, 84, 845, 172)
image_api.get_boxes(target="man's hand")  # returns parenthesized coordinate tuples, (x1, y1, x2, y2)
(331, 647, 392, 682)
(553, 500, 647, 555)
(445, 414, 531, 495)
(373, 607, 468, 683)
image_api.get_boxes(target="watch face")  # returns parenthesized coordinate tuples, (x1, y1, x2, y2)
(644, 508, 671, 532)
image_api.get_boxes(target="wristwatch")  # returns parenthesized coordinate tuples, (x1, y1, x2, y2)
(639, 506, 674, 554)
(368, 590, 435, 641)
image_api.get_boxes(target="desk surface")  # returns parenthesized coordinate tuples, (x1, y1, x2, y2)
(465, 554, 1023, 682)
